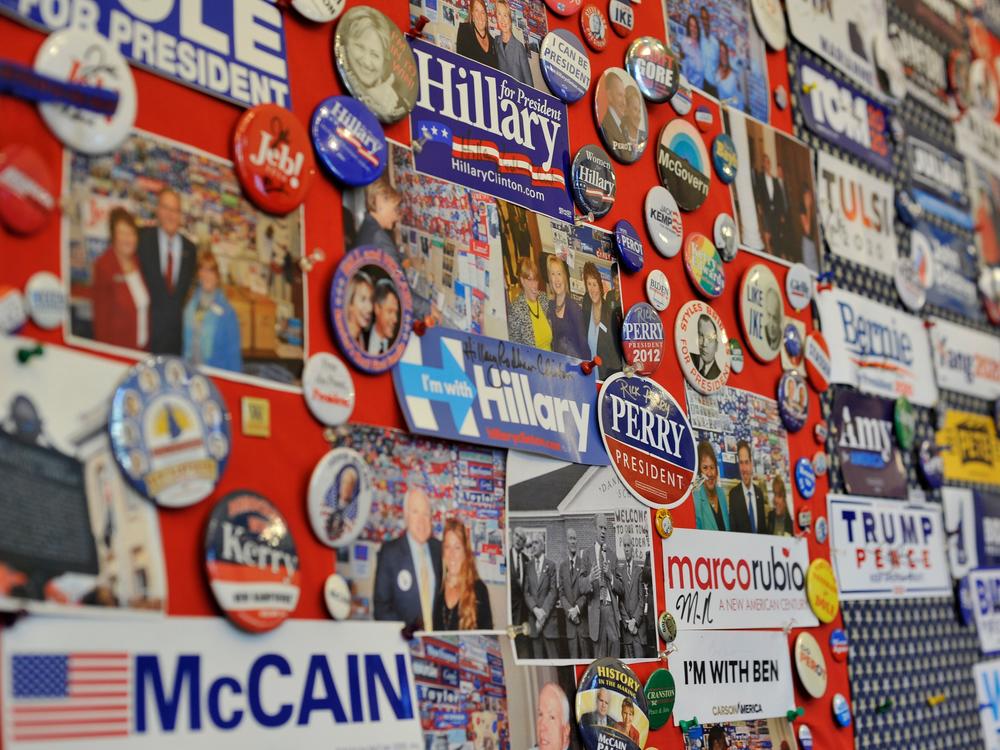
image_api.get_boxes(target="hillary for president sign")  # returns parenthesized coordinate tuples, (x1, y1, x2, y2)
(409, 37, 573, 223)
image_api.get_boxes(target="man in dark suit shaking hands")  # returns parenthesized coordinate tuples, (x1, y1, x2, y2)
(374, 486, 442, 629)
(137, 188, 197, 355)
(728, 440, 770, 534)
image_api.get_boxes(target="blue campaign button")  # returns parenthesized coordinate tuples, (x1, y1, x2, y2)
(311, 96, 387, 187)
(778, 369, 809, 433)
(711, 133, 738, 183)
(829, 628, 848, 662)
(614, 219, 644, 273)
(795, 457, 816, 499)
(784, 321, 803, 360)
(571, 145, 616, 218)
(814, 516, 828, 543)
(540, 30, 591, 104)
(918, 439, 944, 489)
(832, 693, 852, 727)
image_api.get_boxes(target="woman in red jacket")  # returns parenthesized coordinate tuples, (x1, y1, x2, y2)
(92, 207, 150, 351)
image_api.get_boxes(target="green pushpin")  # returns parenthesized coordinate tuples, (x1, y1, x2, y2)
(679, 717, 700, 733)
(787, 706, 805, 722)
(16, 343, 43, 364)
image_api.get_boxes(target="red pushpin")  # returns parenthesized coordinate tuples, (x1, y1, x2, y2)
(409, 14, 429, 37)
(413, 316, 435, 337)
(580, 355, 602, 375)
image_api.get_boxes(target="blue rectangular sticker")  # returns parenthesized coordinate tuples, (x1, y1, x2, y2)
(393, 326, 608, 465)
(0, 0, 290, 107)
(409, 37, 573, 223)
(917, 222, 981, 317)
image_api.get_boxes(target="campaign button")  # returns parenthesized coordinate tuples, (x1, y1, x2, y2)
(292, 0, 346, 22)
(324, 573, 352, 620)
(918, 439, 944, 489)
(832, 693, 852, 727)
(334, 6, 417, 124)
(645, 268, 671, 311)
(751, 0, 788, 50)
(778, 370, 809, 433)
(644, 185, 683, 257)
(655, 508, 675, 539)
(545, 0, 583, 17)
(24, 271, 65, 330)
(608, 0, 634, 36)
(658, 611, 677, 643)
(205, 490, 300, 633)
(694, 105, 714, 132)
(670, 84, 693, 116)
(729, 338, 744, 373)
(614, 219, 645, 273)
(783, 321, 803, 362)
(572, 145, 617, 218)
(621, 302, 665, 376)
(235, 104, 317, 213)
(713, 213, 738, 262)
(33, 30, 136, 155)
(302, 352, 355, 426)
(894, 245, 933, 313)
(675, 300, 732, 395)
(711, 133, 738, 183)
(657, 119, 710, 212)
(807, 558, 840, 624)
(625, 37, 680, 103)
(311, 96, 386, 188)
(795, 457, 816, 499)
(895, 189, 924, 227)
(577, 659, 649, 750)
(785, 263, 813, 311)
(739, 263, 783, 363)
(814, 420, 828, 443)
(683, 232, 725, 299)
(0, 144, 56, 235)
(798, 725, 814, 750)
(814, 516, 828, 544)
(804, 331, 831, 392)
(540, 30, 592, 103)
(0, 286, 27, 334)
(894, 396, 917, 450)
(813, 451, 829, 476)
(798, 508, 812, 531)
(595, 68, 648, 164)
(308, 447, 373, 548)
(958, 577, 974, 626)
(644, 668, 676, 730)
(830, 628, 849, 662)
(581, 4, 609, 52)
(794, 632, 828, 699)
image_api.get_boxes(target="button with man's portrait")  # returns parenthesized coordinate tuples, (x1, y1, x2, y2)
(674, 300, 732, 395)
(625, 37, 680, 103)
(713, 212, 739, 262)
(580, 4, 609, 52)
(778, 370, 809, 433)
(571, 145, 617, 218)
(594, 68, 648, 164)
(576, 658, 649, 750)
(310, 96, 386, 188)
(738, 263, 784, 363)
(307, 447, 373, 548)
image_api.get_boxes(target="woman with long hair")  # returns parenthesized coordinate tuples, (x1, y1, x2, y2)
(455, 0, 499, 68)
(693, 440, 730, 531)
(715, 42, 744, 111)
(182, 247, 242, 372)
(580, 261, 623, 379)
(433, 517, 493, 630)
(770, 476, 794, 536)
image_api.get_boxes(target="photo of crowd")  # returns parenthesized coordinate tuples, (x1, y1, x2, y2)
(327, 423, 507, 631)
(683, 717, 797, 749)
(64, 130, 305, 387)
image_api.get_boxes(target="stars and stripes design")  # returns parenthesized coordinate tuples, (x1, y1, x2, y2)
(9, 653, 131, 743)
(451, 136, 566, 188)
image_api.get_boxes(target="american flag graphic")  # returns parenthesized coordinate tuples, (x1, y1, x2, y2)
(10, 653, 131, 743)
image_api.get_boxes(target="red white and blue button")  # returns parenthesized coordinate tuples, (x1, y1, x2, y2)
(311, 96, 386, 187)
(625, 37, 680, 103)
(614, 219, 645, 273)
(540, 30, 592, 103)
(621, 302, 665, 376)
(778, 369, 809, 433)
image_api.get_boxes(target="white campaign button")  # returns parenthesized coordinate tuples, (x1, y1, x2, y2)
(739, 263, 784, 363)
(751, 0, 788, 51)
(645, 269, 671, 311)
(293, 0, 346, 22)
(785, 263, 814, 311)
(324, 573, 352, 620)
(24, 271, 65, 330)
(645, 185, 683, 257)
(303, 352, 356, 426)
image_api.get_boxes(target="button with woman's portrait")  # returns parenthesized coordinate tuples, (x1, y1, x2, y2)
(576, 658, 649, 750)
(594, 68, 648, 164)
(310, 96, 386, 188)
(571, 145, 617, 218)
(738, 263, 784, 363)
(307, 447, 373, 548)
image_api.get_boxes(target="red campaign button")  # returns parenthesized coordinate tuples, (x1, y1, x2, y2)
(233, 104, 317, 215)
(0, 144, 56, 236)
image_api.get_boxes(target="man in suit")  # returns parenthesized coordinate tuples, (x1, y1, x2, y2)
(580, 687, 612, 729)
(689, 314, 722, 379)
(373, 486, 442, 628)
(137, 188, 197, 355)
(599, 73, 630, 161)
(558, 527, 589, 660)
(752, 154, 788, 255)
(586, 513, 620, 658)
(617, 537, 646, 658)
(728, 441, 770, 534)
(524, 535, 559, 659)
(366, 280, 400, 355)
(509, 527, 530, 656)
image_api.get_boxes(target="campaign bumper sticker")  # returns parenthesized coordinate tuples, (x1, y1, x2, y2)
(830, 390, 908, 499)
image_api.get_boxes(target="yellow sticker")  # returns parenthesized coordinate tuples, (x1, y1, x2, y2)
(241, 397, 271, 438)
(806, 558, 839, 624)
(937, 410, 1000, 486)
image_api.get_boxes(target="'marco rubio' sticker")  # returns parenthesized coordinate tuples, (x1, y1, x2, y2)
(204, 490, 301, 633)
(656, 119, 710, 211)
(598, 373, 696, 509)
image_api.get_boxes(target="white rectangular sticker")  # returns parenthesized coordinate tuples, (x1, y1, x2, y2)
(975, 658, 1000, 750)
(929, 317, 1000, 400)
(785, 0, 884, 91)
(972, 569, 1000, 655)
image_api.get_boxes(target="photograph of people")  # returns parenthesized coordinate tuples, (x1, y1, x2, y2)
(716, 41, 744, 110)
(624, 87, 648, 156)
(373, 486, 442, 628)
(693, 440, 730, 531)
(91, 208, 149, 351)
(679, 14, 704, 88)
(770, 476, 793, 536)
(752, 153, 788, 257)
(137, 188, 196, 356)
(559, 527, 589, 661)
(494, 0, 531, 84)
(366, 279, 401, 356)
(456, 0, 500, 68)
(798, 187, 819, 272)
(510, 526, 530, 655)
(182, 248, 242, 372)
(345, 271, 375, 350)
(728, 440, 769, 534)
(581, 262, 623, 380)
(351, 176, 403, 265)
(339, 7, 414, 122)
(689, 313, 721, 379)
(581, 687, 612, 729)
(323, 464, 360, 543)
(530, 683, 572, 750)
(698, 6, 720, 97)
(525, 534, 559, 658)
(617, 538, 645, 658)
(546, 255, 589, 360)
(613, 698, 641, 744)
(587, 513, 620, 658)
(508, 258, 552, 350)
(433, 517, 493, 630)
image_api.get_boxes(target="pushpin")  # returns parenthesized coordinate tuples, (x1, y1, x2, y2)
(507, 623, 529, 639)
(413, 316, 434, 336)
(298, 248, 326, 272)
(408, 14, 430, 37)
(927, 693, 947, 707)
(400, 621, 420, 641)
(679, 717, 700, 733)
(580, 355, 602, 375)
(875, 698, 894, 714)
(801, 82, 816, 94)
(16, 343, 43, 364)
(787, 707, 805, 722)
(576, 211, 596, 225)
(411, 131, 430, 153)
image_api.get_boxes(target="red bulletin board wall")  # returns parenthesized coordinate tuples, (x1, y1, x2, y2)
(2, 1, 887, 747)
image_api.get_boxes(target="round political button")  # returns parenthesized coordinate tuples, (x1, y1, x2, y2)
(598, 373, 697, 508)
(918, 439, 944, 489)
(656, 119, 710, 212)
(813, 451, 829, 476)
(806, 558, 840, 624)
(595, 68, 647, 164)
(675, 301, 732, 395)
(814, 420, 829, 443)
(581, 4, 610, 52)
(608, 0, 634, 36)
(795, 457, 817, 499)
(894, 397, 917, 450)
(293, 0, 346, 22)
(34, 30, 136, 155)
(310, 96, 386, 187)
(751, 0, 788, 50)
(832, 693, 852, 728)
(694, 105, 714, 132)
(794, 632, 828, 699)
(645, 269, 671, 311)
(644, 185, 683, 257)
(683, 233, 725, 299)
(804, 331, 831, 392)
(621, 303, 665, 376)
(657, 611, 677, 644)
(302, 352, 355, 426)
(24, 271, 65, 330)
(329, 245, 414, 374)
(109, 357, 231, 508)
(711, 133, 738, 183)
(785, 263, 813, 311)
(615, 219, 645, 273)
(830, 628, 849, 662)
(333, 7, 417, 124)
(729, 338, 745, 373)
(654, 508, 675, 539)
(713, 213, 738, 262)
(798, 724, 814, 750)
(779, 371, 809, 433)
(324, 573, 352, 620)
(308, 447, 373, 547)
(540, 30, 592, 103)
(671, 84, 693, 116)
(895, 245, 934, 313)
(784, 322, 803, 363)
(739, 263, 784, 363)
(205, 490, 300, 632)
(572, 145, 617, 218)
(774, 84, 789, 110)
(545, 0, 583, 17)
(798, 508, 812, 531)
(815, 516, 828, 544)
(625, 37, 680, 103)
(644, 669, 676, 730)
(0, 286, 27, 334)
(0, 144, 56, 235)
(895, 188, 924, 228)
(234, 104, 317, 213)
(577, 659, 649, 750)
